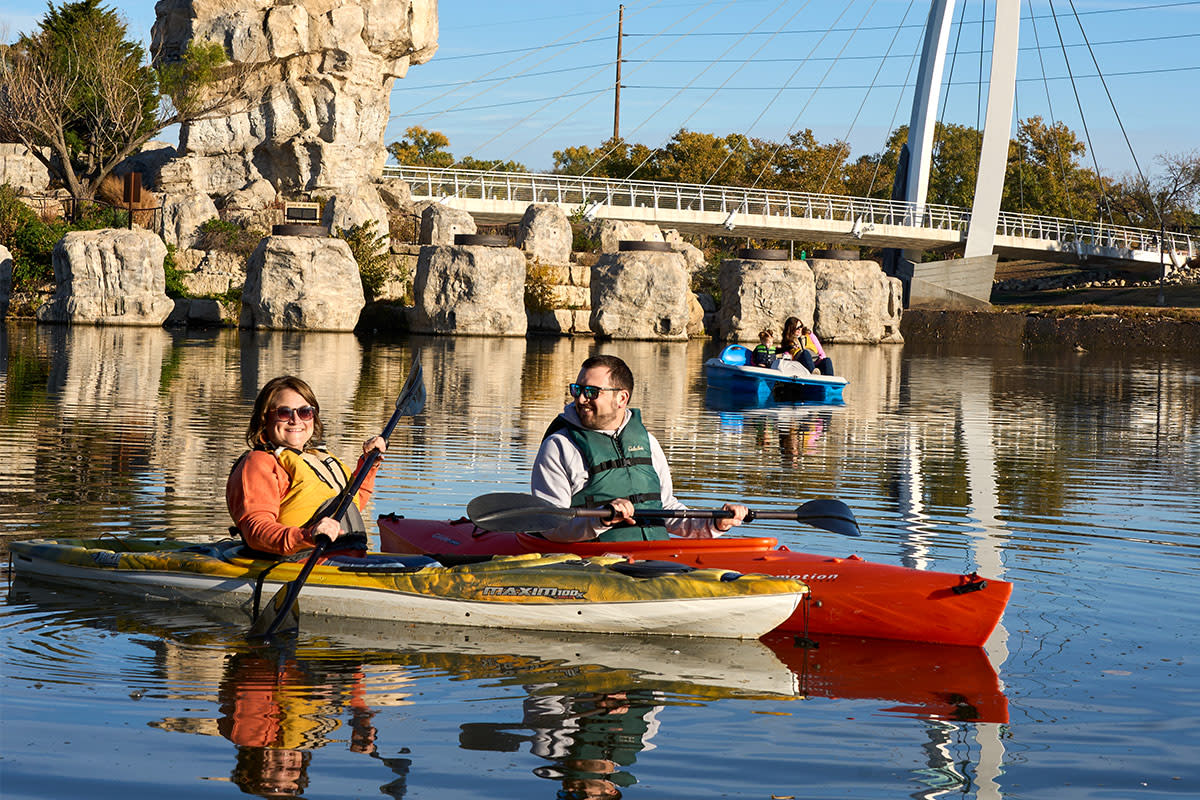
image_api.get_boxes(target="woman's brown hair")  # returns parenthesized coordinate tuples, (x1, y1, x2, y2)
(244, 375, 324, 449)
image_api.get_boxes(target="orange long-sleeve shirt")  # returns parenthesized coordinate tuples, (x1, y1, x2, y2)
(226, 450, 378, 556)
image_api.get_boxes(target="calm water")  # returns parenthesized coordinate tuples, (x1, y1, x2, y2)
(1, 320, 1198, 799)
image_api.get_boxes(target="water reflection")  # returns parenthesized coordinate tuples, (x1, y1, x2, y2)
(6, 579, 1011, 797)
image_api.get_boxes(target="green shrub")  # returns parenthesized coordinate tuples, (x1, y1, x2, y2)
(524, 262, 558, 312)
(196, 218, 264, 259)
(162, 244, 187, 298)
(334, 220, 392, 302)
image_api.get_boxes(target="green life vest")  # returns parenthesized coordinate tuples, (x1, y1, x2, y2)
(544, 409, 668, 542)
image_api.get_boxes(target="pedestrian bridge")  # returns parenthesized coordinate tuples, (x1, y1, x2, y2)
(383, 165, 1196, 273)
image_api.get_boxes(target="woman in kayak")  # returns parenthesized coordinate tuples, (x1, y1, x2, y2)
(226, 375, 386, 556)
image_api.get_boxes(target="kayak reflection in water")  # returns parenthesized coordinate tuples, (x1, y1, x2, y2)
(460, 688, 665, 799)
(217, 651, 379, 796)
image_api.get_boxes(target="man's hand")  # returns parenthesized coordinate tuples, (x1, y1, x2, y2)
(601, 498, 637, 526)
(714, 503, 748, 533)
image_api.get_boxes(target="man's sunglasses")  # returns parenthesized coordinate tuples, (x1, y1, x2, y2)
(271, 405, 317, 422)
(568, 383, 623, 400)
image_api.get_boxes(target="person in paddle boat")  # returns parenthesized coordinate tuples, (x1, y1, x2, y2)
(227, 376, 386, 557)
(531, 354, 747, 542)
(751, 328, 776, 367)
(779, 316, 835, 376)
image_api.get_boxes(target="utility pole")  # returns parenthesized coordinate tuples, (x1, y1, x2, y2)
(613, 4, 624, 141)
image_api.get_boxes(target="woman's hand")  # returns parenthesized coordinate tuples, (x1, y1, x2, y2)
(363, 435, 387, 456)
(307, 516, 343, 543)
(714, 503, 748, 533)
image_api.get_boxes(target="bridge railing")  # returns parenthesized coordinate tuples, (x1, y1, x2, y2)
(997, 210, 1196, 257)
(385, 165, 1196, 259)
(384, 165, 970, 233)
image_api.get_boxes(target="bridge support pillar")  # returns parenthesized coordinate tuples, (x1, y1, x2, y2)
(896, 255, 997, 310)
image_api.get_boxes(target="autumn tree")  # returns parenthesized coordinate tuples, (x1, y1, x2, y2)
(1107, 149, 1200, 232)
(387, 125, 455, 167)
(387, 125, 526, 172)
(0, 0, 252, 203)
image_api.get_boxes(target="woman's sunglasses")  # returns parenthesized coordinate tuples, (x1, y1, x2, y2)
(568, 383, 622, 401)
(271, 405, 316, 422)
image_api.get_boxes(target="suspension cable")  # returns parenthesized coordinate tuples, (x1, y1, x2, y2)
(818, 0, 917, 194)
(728, 1, 862, 189)
(1065, 0, 1163, 227)
(615, 0, 809, 182)
(1029, 4, 1080, 222)
(1047, 0, 1109, 216)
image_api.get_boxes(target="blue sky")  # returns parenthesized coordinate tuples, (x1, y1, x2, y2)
(4, 1, 1198, 181)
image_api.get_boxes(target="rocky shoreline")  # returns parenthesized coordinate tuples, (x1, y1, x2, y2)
(902, 306, 1200, 351)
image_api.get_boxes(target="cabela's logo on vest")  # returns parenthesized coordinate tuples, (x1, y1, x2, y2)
(627, 444, 646, 452)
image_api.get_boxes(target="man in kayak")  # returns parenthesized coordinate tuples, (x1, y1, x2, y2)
(531, 354, 747, 542)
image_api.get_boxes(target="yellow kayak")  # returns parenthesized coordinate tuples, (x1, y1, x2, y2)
(8, 537, 806, 639)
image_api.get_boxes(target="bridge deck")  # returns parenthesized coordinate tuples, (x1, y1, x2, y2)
(385, 166, 1196, 271)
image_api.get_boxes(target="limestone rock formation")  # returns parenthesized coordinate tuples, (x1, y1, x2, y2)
(412, 244, 527, 336)
(322, 184, 391, 237)
(419, 204, 476, 245)
(590, 251, 690, 340)
(240, 235, 365, 331)
(663, 229, 707, 275)
(36, 230, 175, 326)
(151, 0, 439, 196)
(161, 191, 220, 249)
(585, 220, 664, 252)
(0, 144, 52, 192)
(0, 245, 12, 319)
(517, 204, 572, 264)
(812, 259, 904, 343)
(175, 248, 247, 297)
(718, 258, 815, 342)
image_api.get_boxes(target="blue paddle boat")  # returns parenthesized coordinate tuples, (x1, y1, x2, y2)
(704, 344, 848, 404)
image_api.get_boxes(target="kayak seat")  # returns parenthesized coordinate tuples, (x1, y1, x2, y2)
(326, 553, 439, 572)
(607, 559, 695, 579)
(719, 344, 752, 366)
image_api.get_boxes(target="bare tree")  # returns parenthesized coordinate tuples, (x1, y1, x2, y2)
(0, 1, 258, 203)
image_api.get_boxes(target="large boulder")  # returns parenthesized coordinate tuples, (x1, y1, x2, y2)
(811, 259, 904, 343)
(322, 184, 390, 238)
(517, 204, 571, 264)
(36, 229, 175, 326)
(220, 179, 281, 231)
(0, 245, 12, 319)
(718, 258, 815, 342)
(0, 143, 51, 193)
(160, 191, 220, 249)
(590, 250, 690, 340)
(584, 219, 664, 252)
(663, 229, 707, 275)
(412, 244, 526, 336)
(419, 204, 476, 245)
(240, 235, 364, 331)
(174, 248, 247, 296)
(151, 0, 439, 195)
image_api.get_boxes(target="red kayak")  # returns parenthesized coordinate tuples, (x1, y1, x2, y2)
(377, 514, 1012, 647)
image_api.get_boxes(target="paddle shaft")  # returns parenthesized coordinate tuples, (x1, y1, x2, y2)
(466, 492, 860, 537)
(572, 508, 804, 523)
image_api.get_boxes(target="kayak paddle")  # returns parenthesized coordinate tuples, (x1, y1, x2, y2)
(249, 351, 426, 639)
(465, 492, 861, 537)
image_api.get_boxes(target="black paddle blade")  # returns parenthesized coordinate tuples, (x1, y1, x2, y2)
(396, 354, 426, 418)
(248, 582, 301, 638)
(466, 492, 574, 533)
(794, 498, 861, 537)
